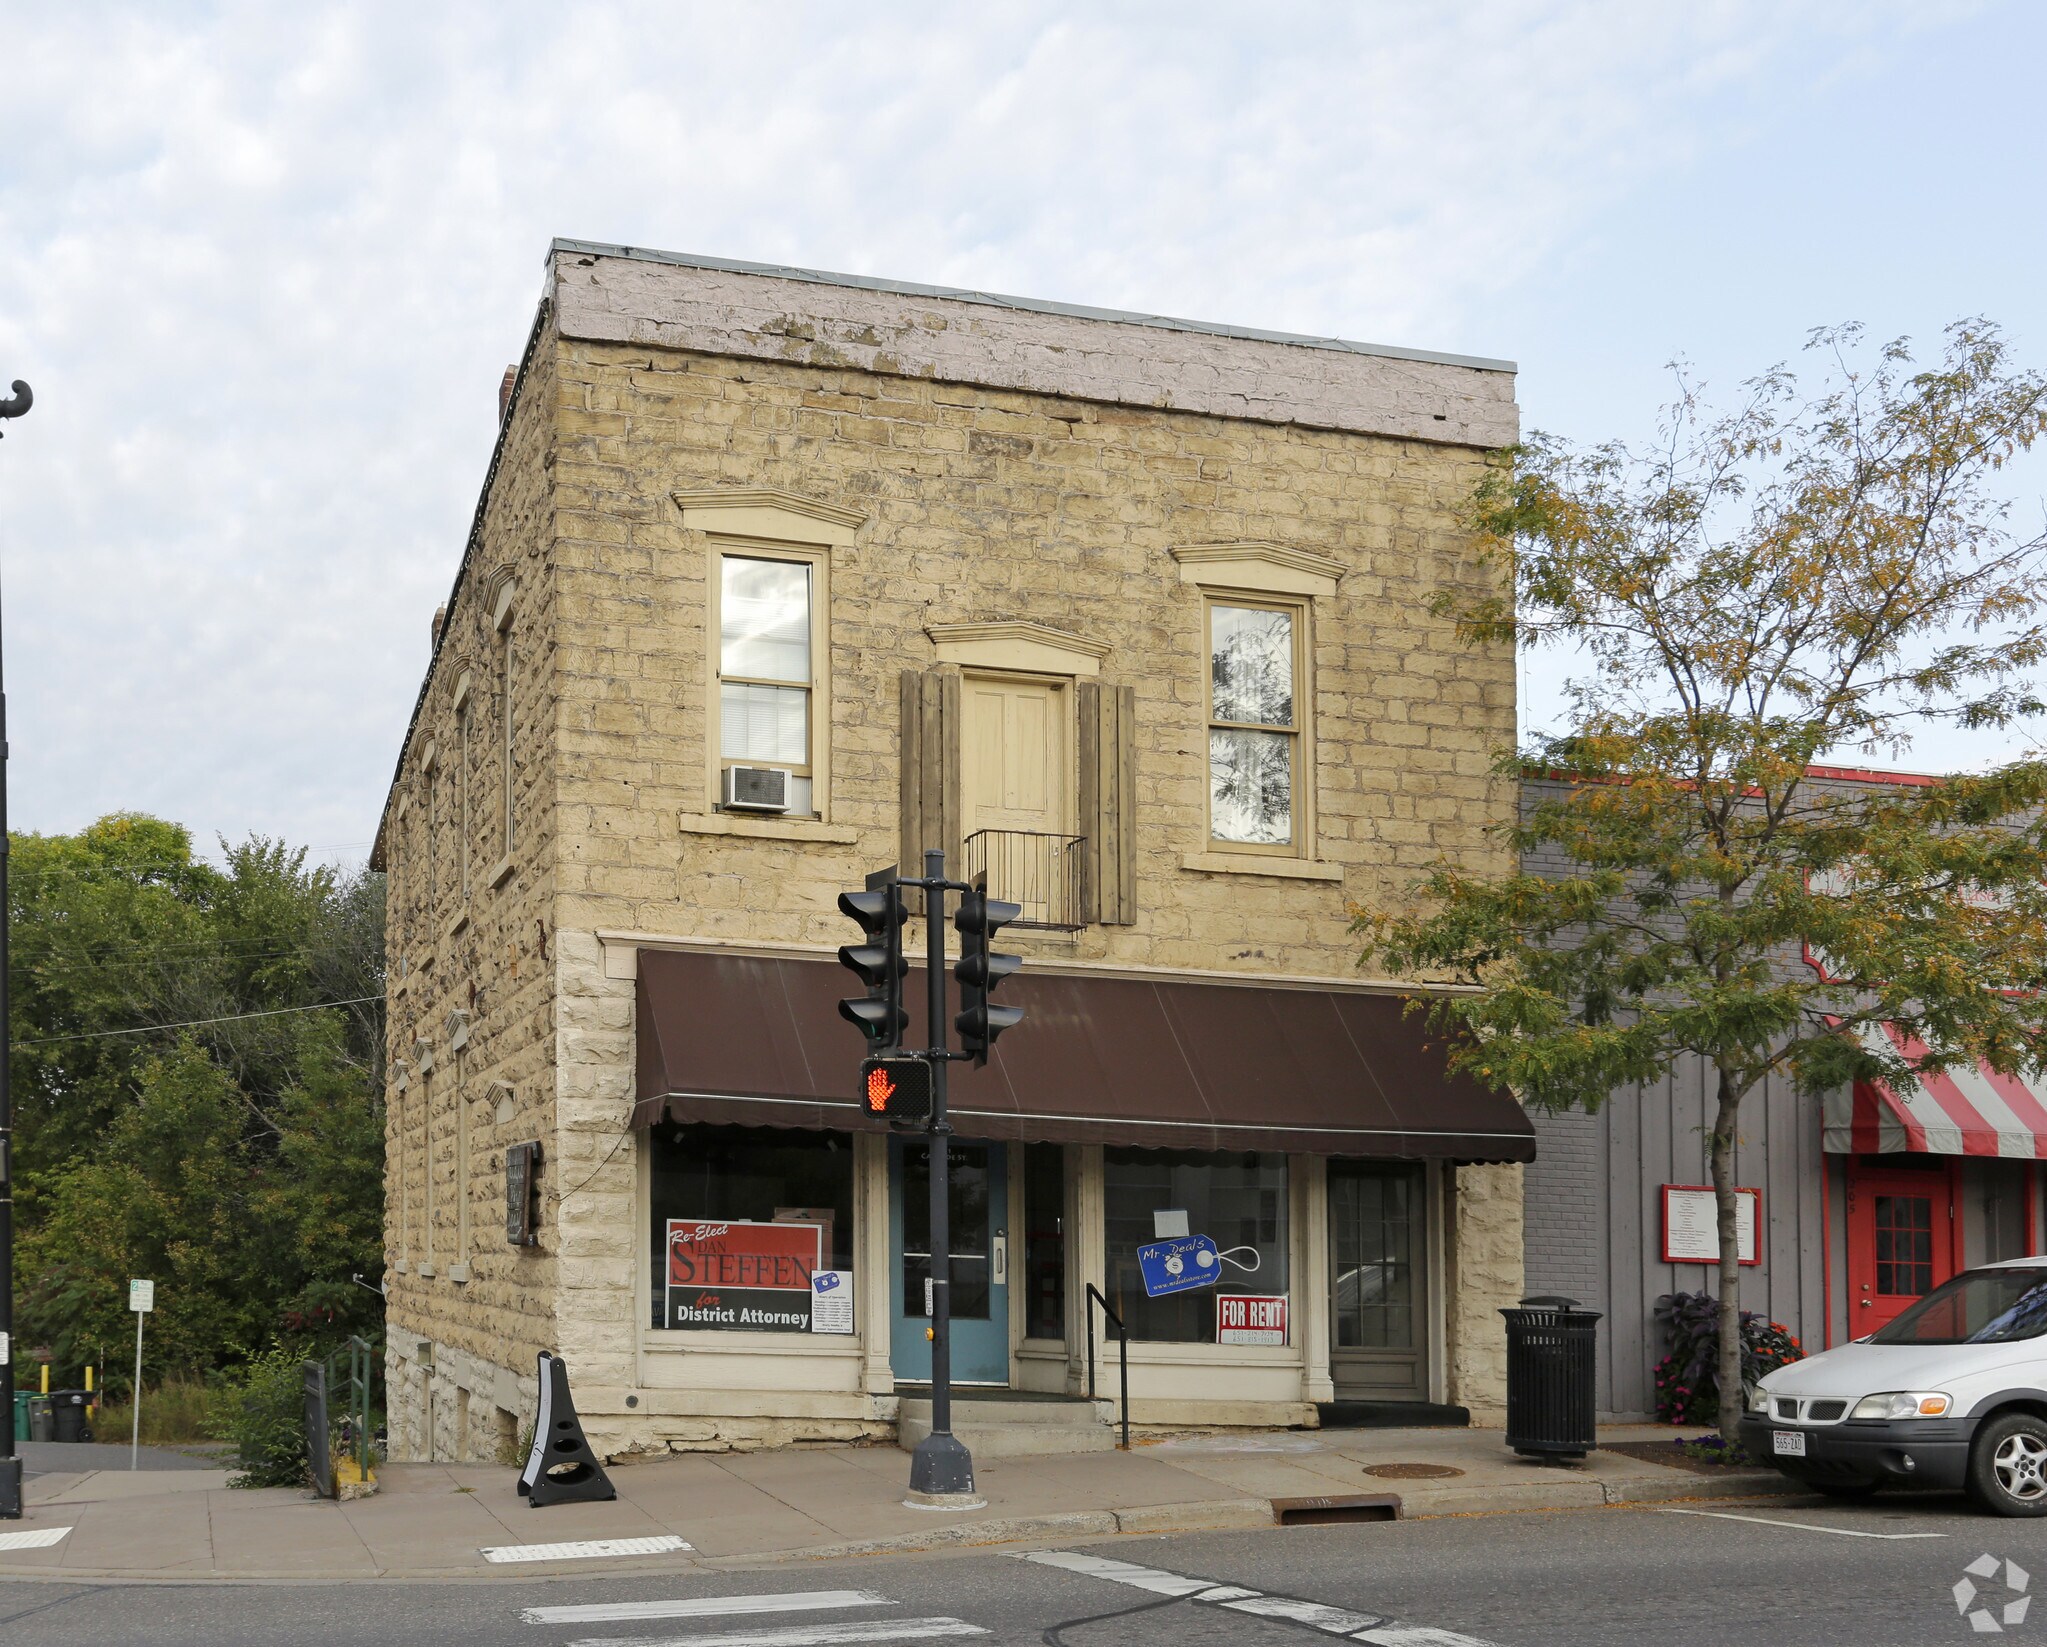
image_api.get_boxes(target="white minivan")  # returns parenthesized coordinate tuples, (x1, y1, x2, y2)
(1742, 1258, 2047, 1515)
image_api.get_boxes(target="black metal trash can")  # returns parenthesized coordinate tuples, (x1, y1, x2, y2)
(50, 1391, 92, 1444)
(1501, 1295, 1601, 1459)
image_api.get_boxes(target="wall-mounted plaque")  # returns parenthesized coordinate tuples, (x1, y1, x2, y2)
(1661, 1184, 1760, 1266)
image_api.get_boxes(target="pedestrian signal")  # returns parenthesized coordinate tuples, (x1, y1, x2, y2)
(860, 1055, 933, 1125)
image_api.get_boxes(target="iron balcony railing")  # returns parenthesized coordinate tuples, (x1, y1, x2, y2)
(961, 829, 1087, 930)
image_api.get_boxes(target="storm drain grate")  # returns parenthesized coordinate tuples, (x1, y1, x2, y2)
(1271, 1493, 1403, 1525)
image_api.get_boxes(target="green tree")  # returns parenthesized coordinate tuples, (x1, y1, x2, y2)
(1359, 323, 2047, 1440)
(9, 817, 385, 1380)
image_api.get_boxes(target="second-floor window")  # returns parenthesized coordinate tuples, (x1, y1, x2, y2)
(718, 551, 817, 815)
(1207, 598, 1302, 849)
(458, 697, 475, 899)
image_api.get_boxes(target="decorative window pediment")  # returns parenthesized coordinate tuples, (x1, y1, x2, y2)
(673, 486, 868, 548)
(1171, 542, 1345, 600)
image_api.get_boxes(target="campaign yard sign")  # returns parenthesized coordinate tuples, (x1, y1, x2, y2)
(665, 1219, 821, 1331)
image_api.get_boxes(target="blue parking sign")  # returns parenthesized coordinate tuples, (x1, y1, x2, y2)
(1136, 1234, 1221, 1298)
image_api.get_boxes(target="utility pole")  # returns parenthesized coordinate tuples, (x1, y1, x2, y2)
(0, 378, 32, 1520)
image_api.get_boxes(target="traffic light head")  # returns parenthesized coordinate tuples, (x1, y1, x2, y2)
(861, 1055, 933, 1125)
(838, 877, 908, 1049)
(952, 879, 1024, 1065)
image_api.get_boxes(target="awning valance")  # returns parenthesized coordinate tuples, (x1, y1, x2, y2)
(1824, 1019, 2047, 1158)
(632, 949, 1535, 1162)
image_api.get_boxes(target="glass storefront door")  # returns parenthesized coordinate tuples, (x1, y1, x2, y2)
(890, 1137, 1010, 1384)
(1328, 1160, 1429, 1401)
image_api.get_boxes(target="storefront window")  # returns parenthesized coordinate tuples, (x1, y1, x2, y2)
(647, 1123, 854, 1334)
(1104, 1148, 1289, 1343)
(1023, 1143, 1065, 1341)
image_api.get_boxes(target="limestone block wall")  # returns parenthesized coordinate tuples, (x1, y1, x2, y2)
(543, 330, 1516, 980)
(1446, 1163, 1526, 1424)
(378, 327, 566, 1462)
(548, 927, 641, 1457)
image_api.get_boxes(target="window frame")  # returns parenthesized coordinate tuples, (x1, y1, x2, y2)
(421, 741, 440, 918)
(643, 1121, 859, 1339)
(1203, 592, 1311, 857)
(707, 537, 832, 819)
(498, 602, 516, 861)
(456, 692, 475, 900)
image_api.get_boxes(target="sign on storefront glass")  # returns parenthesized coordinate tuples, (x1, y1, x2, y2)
(664, 1219, 853, 1332)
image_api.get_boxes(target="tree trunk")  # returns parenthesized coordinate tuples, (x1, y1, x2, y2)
(1709, 1067, 1745, 1445)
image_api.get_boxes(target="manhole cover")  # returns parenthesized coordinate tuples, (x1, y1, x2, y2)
(1361, 1462, 1464, 1480)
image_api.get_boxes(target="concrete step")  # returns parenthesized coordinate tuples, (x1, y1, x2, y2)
(897, 1393, 1119, 1458)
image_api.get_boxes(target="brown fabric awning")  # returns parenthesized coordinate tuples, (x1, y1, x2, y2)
(632, 950, 1533, 1162)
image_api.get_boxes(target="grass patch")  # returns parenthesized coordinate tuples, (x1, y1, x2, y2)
(91, 1376, 217, 1447)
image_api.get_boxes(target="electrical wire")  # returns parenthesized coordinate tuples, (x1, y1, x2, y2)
(11, 994, 384, 1049)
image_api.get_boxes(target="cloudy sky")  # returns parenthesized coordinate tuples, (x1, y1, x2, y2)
(1, 0, 2043, 865)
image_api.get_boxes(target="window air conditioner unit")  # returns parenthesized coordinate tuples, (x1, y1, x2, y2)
(722, 765, 793, 813)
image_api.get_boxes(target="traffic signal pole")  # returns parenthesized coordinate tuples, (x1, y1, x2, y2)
(840, 848, 1014, 1504)
(908, 847, 975, 1500)
(0, 379, 30, 1521)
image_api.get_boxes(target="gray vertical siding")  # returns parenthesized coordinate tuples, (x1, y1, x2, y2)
(1526, 1058, 1829, 1420)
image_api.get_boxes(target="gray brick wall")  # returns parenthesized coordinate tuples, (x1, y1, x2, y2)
(1524, 1107, 1606, 1315)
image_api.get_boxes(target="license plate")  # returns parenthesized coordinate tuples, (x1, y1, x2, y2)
(1773, 1429, 1807, 1457)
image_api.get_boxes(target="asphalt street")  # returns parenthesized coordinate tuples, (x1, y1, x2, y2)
(3, 1492, 2045, 1645)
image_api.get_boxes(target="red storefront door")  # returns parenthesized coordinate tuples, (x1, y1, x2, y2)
(1845, 1161, 1958, 1332)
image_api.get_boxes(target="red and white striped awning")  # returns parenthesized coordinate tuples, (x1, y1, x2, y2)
(1823, 1020, 2047, 1157)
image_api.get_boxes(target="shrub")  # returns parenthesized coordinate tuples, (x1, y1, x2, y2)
(210, 1347, 309, 1488)
(1653, 1290, 1803, 1425)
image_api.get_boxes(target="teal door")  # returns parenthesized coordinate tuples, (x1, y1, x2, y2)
(890, 1137, 1009, 1385)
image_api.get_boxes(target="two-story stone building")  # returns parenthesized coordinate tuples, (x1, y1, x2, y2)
(370, 241, 1534, 1462)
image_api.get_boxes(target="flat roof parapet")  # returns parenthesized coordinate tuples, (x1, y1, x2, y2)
(549, 238, 1518, 449)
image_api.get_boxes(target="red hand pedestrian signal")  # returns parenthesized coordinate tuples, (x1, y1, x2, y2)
(859, 1055, 932, 1124)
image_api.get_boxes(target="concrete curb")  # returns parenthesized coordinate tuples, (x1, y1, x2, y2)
(1601, 1471, 1802, 1506)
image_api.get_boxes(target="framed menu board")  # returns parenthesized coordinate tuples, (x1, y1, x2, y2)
(1661, 1184, 1761, 1265)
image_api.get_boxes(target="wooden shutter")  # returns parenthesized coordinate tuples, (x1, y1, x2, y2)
(1078, 681, 1138, 924)
(899, 667, 962, 876)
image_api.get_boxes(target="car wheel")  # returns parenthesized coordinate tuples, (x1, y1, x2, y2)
(1810, 1479, 1881, 1499)
(1966, 1412, 2047, 1517)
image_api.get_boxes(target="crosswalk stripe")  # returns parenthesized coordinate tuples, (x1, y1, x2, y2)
(483, 1534, 692, 1564)
(523, 1591, 895, 1626)
(0, 1527, 70, 1552)
(1015, 1551, 1213, 1595)
(568, 1620, 984, 1647)
(1016, 1550, 1498, 1646)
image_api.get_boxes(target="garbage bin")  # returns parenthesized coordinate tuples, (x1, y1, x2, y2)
(50, 1390, 91, 1444)
(10, 1391, 27, 1445)
(1501, 1294, 1601, 1459)
(27, 1396, 54, 1443)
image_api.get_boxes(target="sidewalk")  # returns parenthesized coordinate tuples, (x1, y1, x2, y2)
(0, 1425, 1799, 1583)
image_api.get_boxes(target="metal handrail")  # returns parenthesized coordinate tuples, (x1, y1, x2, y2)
(1084, 1283, 1131, 1450)
(325, 1334, 378, 1481)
